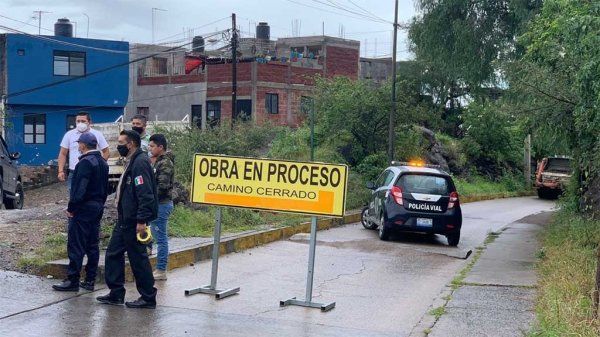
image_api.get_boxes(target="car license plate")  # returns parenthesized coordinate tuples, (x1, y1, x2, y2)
(417, 218, 433, 227)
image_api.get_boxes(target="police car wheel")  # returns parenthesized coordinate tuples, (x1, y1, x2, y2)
(446, 232, 460, 246)
(378, 214, 390, 241)
(361, 207, 377, 230)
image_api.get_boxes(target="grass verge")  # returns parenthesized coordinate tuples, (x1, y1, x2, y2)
(169, 206, 311, 237)
(17, 234, 67, 269)
(454, 175, 529, 196)
(528, 209, 600, 337)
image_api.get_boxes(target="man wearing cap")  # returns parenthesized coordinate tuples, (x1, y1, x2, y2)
(52, 132, 109, 292)
(97, 130, 158, 309)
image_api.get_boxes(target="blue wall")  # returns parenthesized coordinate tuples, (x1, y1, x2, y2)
(5, 105, 121, 165)
(6, 34, 129, 106)
(2, 34, 129, 165)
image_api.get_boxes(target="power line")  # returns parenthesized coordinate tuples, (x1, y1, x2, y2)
(0, 24, 130, 54)
(0, 13, 229, 52)
(5, 38, 207, 99)
(3, 87, 211, 120)
(284, 0, 390, 25)
(345, 0, 387, 22)
(153, 16, 231, 43)
(0, 22, 228, 56)
(0, 13, 53, 32)
(317, 0, 392, 24)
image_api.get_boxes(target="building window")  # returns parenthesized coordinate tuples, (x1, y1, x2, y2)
(266, 93, 279, 114)
(191, 105, 202, 129)
(136, 107, 149, 117)
(24, 114, 46, 144)
(53, 51, 85, 76)
(207, 101, 221, 127)
(66, 115, 76, 131)
(151, 57, 168, 75)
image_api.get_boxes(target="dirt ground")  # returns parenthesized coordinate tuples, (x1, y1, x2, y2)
(0, 178, 187, 274)
(0, 182, 116, 273)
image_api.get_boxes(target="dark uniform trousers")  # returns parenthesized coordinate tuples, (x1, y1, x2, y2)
(105, 224, 157, 302)
(66, 203, 103, 282)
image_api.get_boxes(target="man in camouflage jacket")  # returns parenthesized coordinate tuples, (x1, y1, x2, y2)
(147, 134, 175, 280)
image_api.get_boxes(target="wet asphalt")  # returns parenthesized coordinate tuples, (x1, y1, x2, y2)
(0, 197, 555, 337)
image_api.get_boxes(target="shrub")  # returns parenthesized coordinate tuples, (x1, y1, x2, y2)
(157, 122, 282, 185)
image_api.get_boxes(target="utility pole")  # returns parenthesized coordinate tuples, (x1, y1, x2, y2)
(33, 10, 50, 35)
(231, 13, 238, 128)
(524, 134, 531, 187)
(152, 7, 167, 44)
(388, 0, 399, 162)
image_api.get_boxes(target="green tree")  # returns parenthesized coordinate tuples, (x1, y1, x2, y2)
(408, 0, 542, 130)
(314, 76, 391, 165)
(515, 0, 600, 203)
(461, 100, 522, 177)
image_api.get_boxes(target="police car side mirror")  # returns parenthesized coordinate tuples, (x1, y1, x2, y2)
(10, 152, 21, 160)
(366, 181, 375, 190)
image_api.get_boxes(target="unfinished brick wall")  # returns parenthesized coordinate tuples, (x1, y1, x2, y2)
(207, 63, 252, 82)
(325, 46, 359, 80)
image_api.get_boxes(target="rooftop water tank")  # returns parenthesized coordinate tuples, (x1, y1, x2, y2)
(192, 36, 205, 53)
(54, 18, 73, 37)
(256, 22, 270, 40)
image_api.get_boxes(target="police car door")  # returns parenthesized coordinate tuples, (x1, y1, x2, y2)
(374, 170, 395, 220)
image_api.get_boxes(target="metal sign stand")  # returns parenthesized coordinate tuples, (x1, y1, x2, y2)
(185, 207, 240, 299)
(280, 216, 336, 312)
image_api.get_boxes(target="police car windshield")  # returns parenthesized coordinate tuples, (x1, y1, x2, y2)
(396, 174, 449, 195)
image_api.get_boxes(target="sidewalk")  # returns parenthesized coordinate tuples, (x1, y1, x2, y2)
(424, 211, 552, 337)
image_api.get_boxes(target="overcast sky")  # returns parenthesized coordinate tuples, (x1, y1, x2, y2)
(1, 0, 417, 60)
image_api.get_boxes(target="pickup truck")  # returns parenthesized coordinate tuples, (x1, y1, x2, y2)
(535, 156, 572, 199)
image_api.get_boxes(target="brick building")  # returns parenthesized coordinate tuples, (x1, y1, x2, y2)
(130, 34, 360, 128)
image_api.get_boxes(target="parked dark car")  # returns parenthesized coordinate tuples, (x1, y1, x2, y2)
(0, 134, 24, 209)
(361, 162, 462, 246)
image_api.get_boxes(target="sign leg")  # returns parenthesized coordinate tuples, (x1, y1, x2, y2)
(280, 216, 336, 311)
(184, 207, 240, 299)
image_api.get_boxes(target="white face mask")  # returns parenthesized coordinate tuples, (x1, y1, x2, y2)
(76, 122, 88, 132)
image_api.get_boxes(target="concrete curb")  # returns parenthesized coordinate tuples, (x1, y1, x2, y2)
(42, 212, 361, 282)
(42, 190, 534, 282)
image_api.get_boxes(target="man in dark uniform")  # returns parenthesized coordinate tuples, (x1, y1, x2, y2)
(52, 132, 108, 292)
(96, 130, 158, 309)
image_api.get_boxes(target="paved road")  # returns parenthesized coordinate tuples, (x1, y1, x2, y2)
(0, 197, 555, 337)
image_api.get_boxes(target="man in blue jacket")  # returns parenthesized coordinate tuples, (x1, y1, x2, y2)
(52, 132, 108, 292)
(97, 130, 158, 309)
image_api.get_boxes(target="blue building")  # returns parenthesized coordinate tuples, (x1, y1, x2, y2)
(0, 28, 128, 165)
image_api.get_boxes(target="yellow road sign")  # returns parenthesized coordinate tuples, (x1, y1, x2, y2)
(191, 154, 348, 217)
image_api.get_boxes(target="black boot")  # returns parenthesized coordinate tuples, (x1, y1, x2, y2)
(96, 293, 124, 306)
(80, 281, 94, 291)
(125, 297, 156, 309)
(52, 279, 79, 292)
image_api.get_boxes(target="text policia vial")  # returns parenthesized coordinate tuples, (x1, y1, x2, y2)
(197, 157, 343, 188)
(191, 155, 348, 217)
